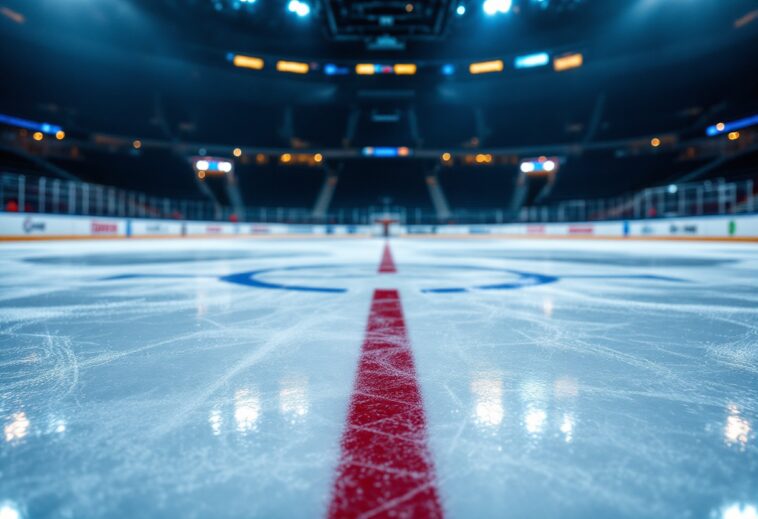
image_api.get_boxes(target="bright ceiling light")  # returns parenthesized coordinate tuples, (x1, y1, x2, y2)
(483, 0, 512, 15)
(288, 0, 310, 17)
(456, 4, 466, 15)
(520, 161, 535, 173)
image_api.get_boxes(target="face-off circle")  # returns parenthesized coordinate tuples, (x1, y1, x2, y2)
(219, 263, 560, 293)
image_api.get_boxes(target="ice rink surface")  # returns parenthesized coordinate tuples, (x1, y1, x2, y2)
(1, 237, 757, 519)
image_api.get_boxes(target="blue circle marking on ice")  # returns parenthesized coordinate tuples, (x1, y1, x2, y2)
(220, 265, 348, 293)
(218, 263, 560, 293)
(105, 265, 683, 293)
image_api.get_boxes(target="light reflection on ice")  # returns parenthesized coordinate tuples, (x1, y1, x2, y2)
(234, 388, 261, 434)
(47, 415, 66, 435)
(471, 376, 504, 428)
(553, 377, 579, 442)
(279, 376, 309, 422)
(542, 297, 554, 318)
(524, 408, 547, 435)
(554, 377, 579, 399)
(0, 501, 22, 519)
(4, 412, 30, 443)
(560, 413, 575, 443)
(715, 502, 758, 519)
(208, 408, 223, 436)
(521, 380, 548, 437)
(724, 404, 751, 448)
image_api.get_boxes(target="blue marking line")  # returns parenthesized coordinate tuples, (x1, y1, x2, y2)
(562, 274, 687, 282)
(220, 265, 348, 293)
(101, 274, 213, 281)
(419, 265, 559, 293)
(423, 288, 469, 294)
(101, 264, 687, 294)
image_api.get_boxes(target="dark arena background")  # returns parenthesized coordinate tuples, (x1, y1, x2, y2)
(1, 1, 758, 518)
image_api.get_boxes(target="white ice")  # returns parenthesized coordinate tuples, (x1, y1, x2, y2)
(0, 238, 757, 519)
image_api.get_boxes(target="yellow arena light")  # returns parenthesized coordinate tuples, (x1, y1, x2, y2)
(356, 64, 376, 75)
(276, 60, 309, 74)
(469, 60, 504, 75)
(394, 64, 417, 75)
(553, 53, 583, 72)
(232, 55, 264, 70)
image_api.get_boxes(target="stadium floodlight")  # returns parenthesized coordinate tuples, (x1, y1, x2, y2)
(553, 52, 583, 72)
(287, 0, 310, 17)
(362, 147, 413, 158)
(483, 0, 512, 15)
(456, 4, 466, 15)
(393, 64, 417, 75)
(514, 52, 550, 69)
(706, 114, 758, 136)
(469, 60, 504, 74)
(521, 156, 561, 174)
(194, 158, 234, 174)
(520, 161, 535, 173)
(276, 60, 309, 74)
(231, 54, 264, 70)
(356, 64, 376, 75)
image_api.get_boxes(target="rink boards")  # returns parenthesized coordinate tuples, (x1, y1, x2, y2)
(1, 212, 758, 240)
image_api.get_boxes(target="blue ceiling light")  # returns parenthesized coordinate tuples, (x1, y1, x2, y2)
(456, 4, 466, 15)
(324, 64, 350, 76)
(706, 114, 758, 136)
(441, 64, 456, 76)
(514, 52, 550, 69)
(0, 113, 63, 135)
(483, 0, 512, 15)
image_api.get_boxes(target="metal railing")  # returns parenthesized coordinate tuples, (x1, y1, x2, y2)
(517, 178, 755, 223)
(0, 171, 754, 225)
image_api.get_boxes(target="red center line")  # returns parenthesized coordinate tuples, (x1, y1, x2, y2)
(377, 243, 397, 274)
(328, 289, 443, 519)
